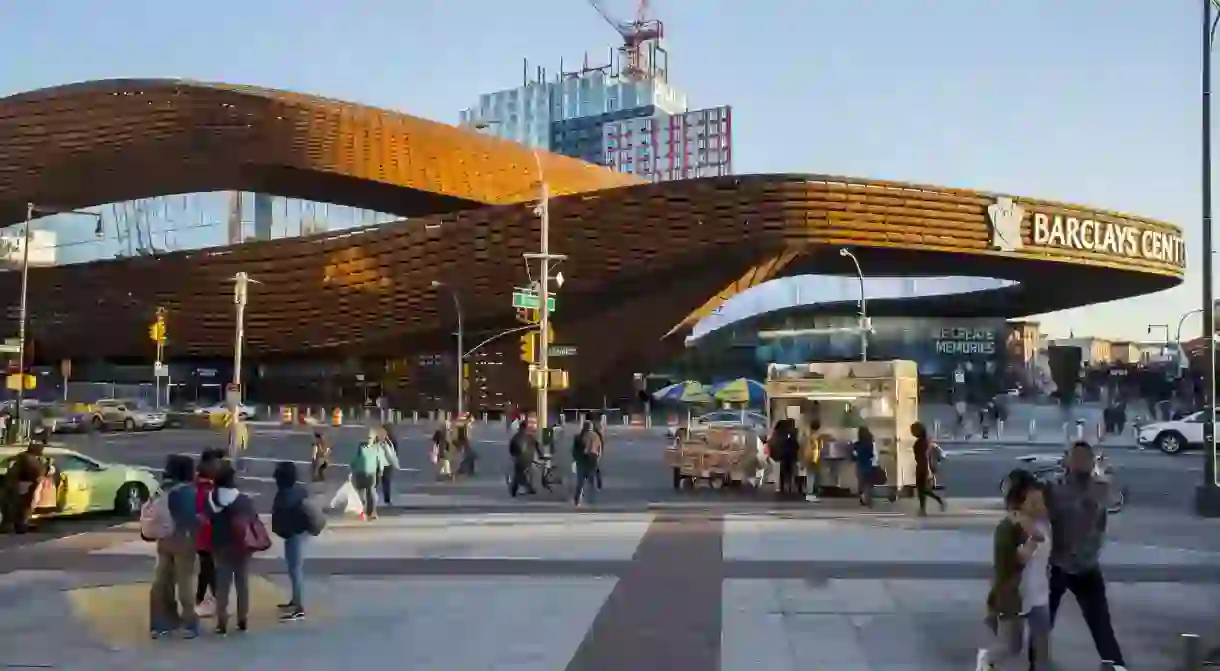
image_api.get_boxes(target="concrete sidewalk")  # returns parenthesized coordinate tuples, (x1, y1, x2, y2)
(2, 509, 1215, 669)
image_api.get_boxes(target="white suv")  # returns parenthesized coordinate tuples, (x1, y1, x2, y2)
(1137, 410, 1217, 454)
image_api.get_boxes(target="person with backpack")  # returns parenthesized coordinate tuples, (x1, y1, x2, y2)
(349, 436, 386, 521)
(309, 431, 331, 482)
(193, 449, 224, 618)
(207, 462, 266, 635)
(147, 454, 201, 639)
(572, 420, 603, 506)
(272, 461, 325, 622)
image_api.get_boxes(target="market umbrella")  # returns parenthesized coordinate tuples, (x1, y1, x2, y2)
(652, 381, 712, 404)
(710, 378, 766, 405)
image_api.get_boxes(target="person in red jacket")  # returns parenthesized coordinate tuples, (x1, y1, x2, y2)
(194, 449, 224, 617)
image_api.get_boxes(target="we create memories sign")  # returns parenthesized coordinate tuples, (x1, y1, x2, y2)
(987, 197, 1185, 267)
(934, 326, 995, 356)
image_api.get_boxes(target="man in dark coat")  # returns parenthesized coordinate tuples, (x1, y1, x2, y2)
(1, 444, 48, 534)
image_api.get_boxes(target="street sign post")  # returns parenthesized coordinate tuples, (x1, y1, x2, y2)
(548, 345, 578, 358)
(511, 290, 556, 312)
(0, 338, 20, 355)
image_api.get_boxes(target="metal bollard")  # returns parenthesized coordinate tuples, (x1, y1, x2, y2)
(1074, 420, 1084, 442)
(931, 420, 941, 440)
(996, 419, 1004, 440)
(1180, 632, 1203, 670)
(1096, 422, 1105, 442)
(1028, 419, 1037, 441)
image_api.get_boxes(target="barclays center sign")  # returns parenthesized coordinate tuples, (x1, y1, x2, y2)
(987, 197, 1185, 267)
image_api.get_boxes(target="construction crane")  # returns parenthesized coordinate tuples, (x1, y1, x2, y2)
(587, 0, 665, 80)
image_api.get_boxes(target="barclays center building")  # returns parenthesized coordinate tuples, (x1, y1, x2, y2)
(663, 275, 1030, 403)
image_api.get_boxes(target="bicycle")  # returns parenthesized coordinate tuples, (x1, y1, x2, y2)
(504, 455, 564, 493)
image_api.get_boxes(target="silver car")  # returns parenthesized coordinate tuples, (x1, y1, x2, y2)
(91, 398, 166, 431)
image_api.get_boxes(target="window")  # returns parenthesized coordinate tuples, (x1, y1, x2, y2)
(55, 454, 101, 472)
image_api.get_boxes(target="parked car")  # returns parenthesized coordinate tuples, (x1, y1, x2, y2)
(666, 410, 769, 439)
(1136, 410, 1216, 454)
(39, 403, 90, 434)
(90, 398, 166, 432)
(192, 403, 256, 421)
(0, 446, 160, 517)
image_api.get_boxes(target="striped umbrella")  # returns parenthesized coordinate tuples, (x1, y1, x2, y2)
(652, 381, 712, 404)
(709, 378, 767, 405)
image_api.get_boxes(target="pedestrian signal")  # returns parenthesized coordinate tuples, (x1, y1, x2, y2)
(520, 332, 537, 363)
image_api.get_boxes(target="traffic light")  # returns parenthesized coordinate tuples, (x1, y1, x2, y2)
(520, 332, 537, 363)
(148, 321, 166, 343)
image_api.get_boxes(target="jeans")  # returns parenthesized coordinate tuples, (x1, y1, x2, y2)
(214, 552, 250, 628)
(380, 466, 394, 505)
(353, 473, 377, 516)
(573, 458, 597, 505)
(149, 538, 198, 631)
(1046, 566, 1124, 666)
(283, 533, 307, 608)
(195, 550, 215, 604)
(855, 464, 873, 506)
(510, 461, 536, 496)
(985, 605, 1051, 670)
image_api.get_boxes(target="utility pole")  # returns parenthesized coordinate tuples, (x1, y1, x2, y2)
(537, 180, 552, 430)
(151, 307, 167, 408)
(1197, 0, 1220, 516)
(14, 203, 33, 438)
(229, 272, 253, 456)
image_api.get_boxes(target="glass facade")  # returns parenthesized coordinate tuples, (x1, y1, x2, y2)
(667, 315, 1011, 403)
(33, 193, 401, 266)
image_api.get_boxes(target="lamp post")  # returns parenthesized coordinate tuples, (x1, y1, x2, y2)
(228, 272, 258, 460)
(13, 204, 104, 437)
(431, 280, 465, 417)
(1197, 0, 1220, 516)
(838, 248, 868, 362)
(1176, 308, 1204, 342)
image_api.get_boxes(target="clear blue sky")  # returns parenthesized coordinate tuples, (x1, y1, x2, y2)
(0, 0, 1207, 341)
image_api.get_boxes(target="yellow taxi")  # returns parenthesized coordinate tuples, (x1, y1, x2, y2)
(0, 446, 161, 517)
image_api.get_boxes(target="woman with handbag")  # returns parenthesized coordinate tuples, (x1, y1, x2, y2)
(911, 422, 947, 516)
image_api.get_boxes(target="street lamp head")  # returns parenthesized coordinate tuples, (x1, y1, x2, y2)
(431, 280, 443, 288)
(839, 248, 850, 257)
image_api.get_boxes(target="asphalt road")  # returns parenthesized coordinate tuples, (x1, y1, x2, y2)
(0, 423, 1203, 553)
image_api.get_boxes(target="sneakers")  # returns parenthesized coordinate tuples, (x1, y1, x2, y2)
(974, 648, 993, 671)
(279, 608, 305, 622)
(805, 494, 820, 502)
(150, 629, 171, 639)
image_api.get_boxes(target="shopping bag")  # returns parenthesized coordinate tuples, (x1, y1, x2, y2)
(33, 477, 57, 509)
(429, 445, 439, 465)
(327, 480, 364, 516)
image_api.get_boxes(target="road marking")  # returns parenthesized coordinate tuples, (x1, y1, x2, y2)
(238, 456, 421, 473)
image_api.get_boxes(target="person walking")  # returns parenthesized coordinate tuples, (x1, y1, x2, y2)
(432, 420, 455, 481)
(508, 414, 540, 497)
(309, 431, 331, 482)
(349, 435, 385, 520)
(271, 461, 312, 621)
(149, 454, 201, 639)
(911, 422, 946, 515)
(851, 426, 876, 508)
(1041, 441, 1126, 670)
(207, 463, 259, 635)
(455, 419, 477, 477)
(372, 427, 400, 506)
(572, 420, 603, 507)
(193, 449, 224, 618)
(978, 470, 1052, 671)
(801, 419, 824, 502)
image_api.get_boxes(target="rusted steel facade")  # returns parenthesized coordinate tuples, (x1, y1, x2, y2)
(0, 80, 1185, 409)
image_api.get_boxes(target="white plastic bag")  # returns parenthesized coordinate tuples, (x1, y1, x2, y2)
(327, 480, 364, 516)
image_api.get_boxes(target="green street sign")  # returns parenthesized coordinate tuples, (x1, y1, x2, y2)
(512, 291, 556, 312)
(548, 345, 577, 357)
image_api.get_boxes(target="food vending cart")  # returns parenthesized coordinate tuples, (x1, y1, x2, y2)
(765, 360, 918, 498)
(665, 425, 764, 490)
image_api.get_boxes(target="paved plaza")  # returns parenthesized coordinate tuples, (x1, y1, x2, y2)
(0, 504, 1217, 670)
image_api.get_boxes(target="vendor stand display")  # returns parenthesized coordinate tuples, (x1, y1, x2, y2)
(665, 425, 764, 489)
(765, 360, 918, 499)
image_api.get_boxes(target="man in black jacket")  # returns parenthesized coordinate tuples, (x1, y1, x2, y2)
(508, 414, 540, 497)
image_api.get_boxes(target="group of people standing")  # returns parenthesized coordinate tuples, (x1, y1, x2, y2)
(763, 419, 946, 515)
(148, 448, 322, 639)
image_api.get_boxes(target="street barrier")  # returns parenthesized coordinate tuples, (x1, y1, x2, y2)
(331, 408, 343, 426)
(280, 406, 294, 425)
